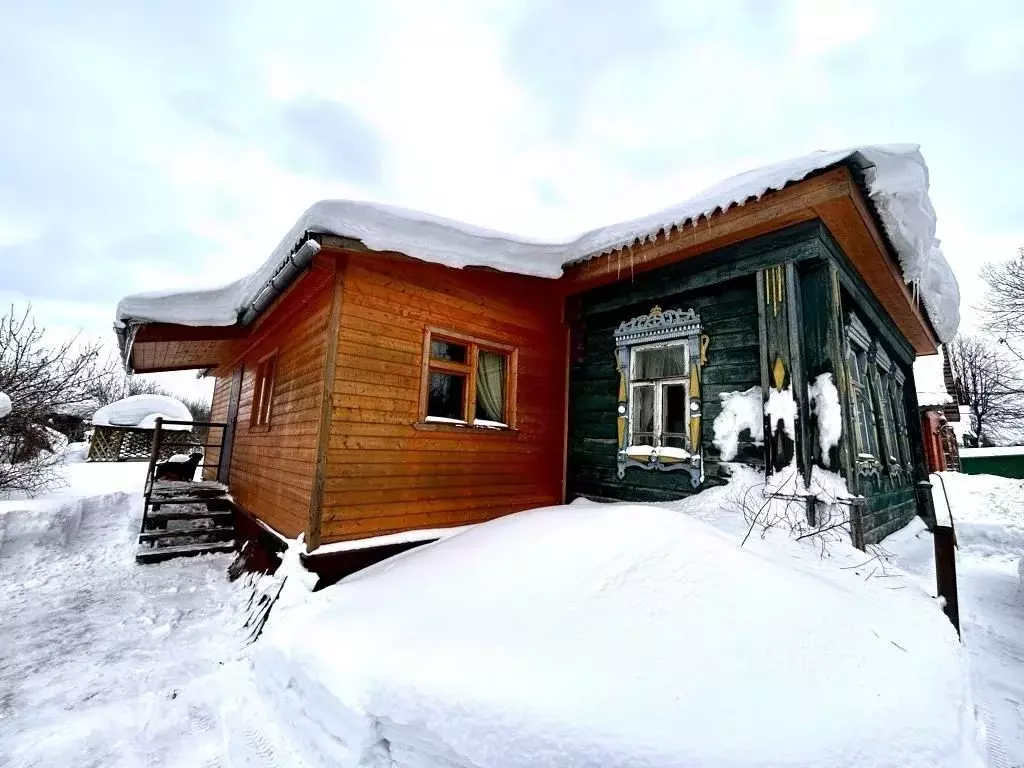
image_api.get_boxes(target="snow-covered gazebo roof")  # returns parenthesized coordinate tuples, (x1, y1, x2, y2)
(91, 394, 193, 431)
(115, 143, 959, 346)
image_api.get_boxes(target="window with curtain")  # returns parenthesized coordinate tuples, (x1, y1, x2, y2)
(421, 329, 515, 428)
(628, 342, 689, 449)
(250, 353, 277, 427)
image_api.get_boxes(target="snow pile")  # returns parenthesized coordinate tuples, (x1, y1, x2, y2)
(116, 145, 958, 340)
(91, 394, 193, 431)
(0, 462, 312, 767)
(713, 385, 764, 460)
(765, 386, 797, 439)
(885, 472, 1024, 765)
(960, 446, 1024, 458)
(915, 349, 953, 407)
(0, 391, 10, 419)
(808, 373, 843, 464)
(257, 497, 982, 768)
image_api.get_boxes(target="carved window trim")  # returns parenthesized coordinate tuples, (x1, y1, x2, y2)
(845, 313, 911, 478)
(613, 306, 706, 485)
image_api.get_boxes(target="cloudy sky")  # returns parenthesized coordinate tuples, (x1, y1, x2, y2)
(2, 0, 1022, 399)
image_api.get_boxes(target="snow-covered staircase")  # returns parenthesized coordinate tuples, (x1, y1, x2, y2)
(136, 504, 236, 563)
(137, 480, 237, 564)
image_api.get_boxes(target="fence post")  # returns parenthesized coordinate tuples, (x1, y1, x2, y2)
(925, 477, 960, 636)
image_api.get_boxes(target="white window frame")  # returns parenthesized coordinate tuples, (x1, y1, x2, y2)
(627, 340, 691, 449)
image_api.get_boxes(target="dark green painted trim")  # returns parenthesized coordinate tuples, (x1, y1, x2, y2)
(813, 229, 917, 366)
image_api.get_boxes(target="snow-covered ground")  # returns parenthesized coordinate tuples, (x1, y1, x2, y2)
(0, 461, 307, 768)
(255, 466, 985, 768)
(3, 461, 1019, 768)
(886, 473, 1024, 768)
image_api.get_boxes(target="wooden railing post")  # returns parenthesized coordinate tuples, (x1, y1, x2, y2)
(140, 418, 163, 535)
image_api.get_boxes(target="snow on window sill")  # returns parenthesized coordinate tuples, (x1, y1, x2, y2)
(625, 444, 691, 461)
(414, 418, 517, 434)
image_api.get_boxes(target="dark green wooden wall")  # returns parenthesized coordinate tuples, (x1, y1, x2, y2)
(567, 274, 761, 502)
(565, 220, 931, 549)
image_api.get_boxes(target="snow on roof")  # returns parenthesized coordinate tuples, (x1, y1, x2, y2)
(257, 497, 975, 767)
(116, 144, 959, 342)
(959, 446, 1024, 458)
(91, 394, 193, 430)
(0, 391, 10, 419)
(914, 349, 953, 407)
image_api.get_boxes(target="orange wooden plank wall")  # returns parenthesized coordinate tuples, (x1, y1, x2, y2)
(321, 252, 567, 543)
(208, 268, 334, 536)
(202, 372, 231, 481)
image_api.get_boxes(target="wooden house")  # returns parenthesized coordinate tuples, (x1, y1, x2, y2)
(915, 346, 966, 473)
(115, 145, 959, 562)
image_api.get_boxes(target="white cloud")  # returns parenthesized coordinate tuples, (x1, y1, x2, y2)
(2, 0, 1022, 400)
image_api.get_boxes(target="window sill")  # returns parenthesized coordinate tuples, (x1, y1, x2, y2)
(412, 420, 518, 434)
(249, 424, 271, 433)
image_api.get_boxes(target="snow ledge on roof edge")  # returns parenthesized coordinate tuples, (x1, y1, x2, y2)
(115, 144, 960, 343)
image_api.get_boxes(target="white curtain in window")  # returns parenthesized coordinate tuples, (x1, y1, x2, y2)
(476, 351, 506, 421)
(634, 345, 688, 379)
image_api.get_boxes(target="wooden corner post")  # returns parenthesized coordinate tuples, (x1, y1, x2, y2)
(306, 257, 346, 551)
(756, 263, 809, 476)
(798, 260, 857, 489)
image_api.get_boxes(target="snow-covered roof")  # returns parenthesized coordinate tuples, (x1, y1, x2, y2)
(116, 144, 959, 342)
(914, 349, 954, 407)
(91, 394, 193, 431)
(0, 391, 11, 419)
(959, 446, 1024, 458)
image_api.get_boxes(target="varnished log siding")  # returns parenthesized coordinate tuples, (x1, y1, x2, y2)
(203, 271, 333, 536)
(320, 253, 566, 543)
(568, 275, 761, 502)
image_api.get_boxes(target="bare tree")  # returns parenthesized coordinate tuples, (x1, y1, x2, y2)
(0, 306, 111, 493)
(946, 334, 1024, 446)
(980, 247, 1024, 359)
(88, 353, 167, 407)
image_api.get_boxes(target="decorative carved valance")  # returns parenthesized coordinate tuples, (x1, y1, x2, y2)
(613, 305, 706, 486)
(614, 306, 702, 347)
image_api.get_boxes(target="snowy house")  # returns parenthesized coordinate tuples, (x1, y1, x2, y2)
(114, 144, 957, 561)
(914, 346, 967, 472)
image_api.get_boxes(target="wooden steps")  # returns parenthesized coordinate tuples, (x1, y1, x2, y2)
(137, 479, 238, 564)
(138, 526, 235, 545)
(136, 541, 237, 564)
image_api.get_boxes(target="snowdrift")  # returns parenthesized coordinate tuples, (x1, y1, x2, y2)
(116, 144, 958, 341)
(256, 500, 982, 768)
(91, 394, 193, 431)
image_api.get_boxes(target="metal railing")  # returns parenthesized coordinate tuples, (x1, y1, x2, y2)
(140, 417, 231, 534)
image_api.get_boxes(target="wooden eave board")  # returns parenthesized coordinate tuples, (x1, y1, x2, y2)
(558, 166, 939, 355)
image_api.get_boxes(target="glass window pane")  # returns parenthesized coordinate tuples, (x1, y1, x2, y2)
(662, 433, 687, 449)
(475, 350, 507, 422)
(634, 345, 688, 380)
(430, 339, 467, 363)
(662, 383, 687, 437)
(428, 372, 465, 419)
(631, 384, 654, 440)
